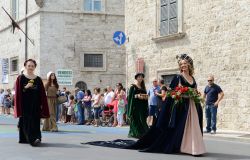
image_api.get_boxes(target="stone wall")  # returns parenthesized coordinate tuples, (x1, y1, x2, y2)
(125, 0, 250, 131)
(40, 0, 126, 91)
(0, 0, 125, 92)
(0, 0, 40, 89)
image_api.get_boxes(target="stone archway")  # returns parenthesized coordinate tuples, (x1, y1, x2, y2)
(75, 81, 87, 91)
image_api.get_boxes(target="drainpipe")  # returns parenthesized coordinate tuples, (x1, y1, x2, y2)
(24, 0, 28, 60)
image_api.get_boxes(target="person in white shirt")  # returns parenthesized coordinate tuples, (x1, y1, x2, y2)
(104, 86, 114, 106)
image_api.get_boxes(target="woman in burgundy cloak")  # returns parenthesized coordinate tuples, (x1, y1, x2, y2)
(14, 59, 49, 146)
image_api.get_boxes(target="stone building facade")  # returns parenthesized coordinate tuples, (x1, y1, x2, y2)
(0, 0, 125, 91)
(125, 0, 250, 131)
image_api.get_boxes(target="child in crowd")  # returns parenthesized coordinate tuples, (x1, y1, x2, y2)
(117, 94, 125, 127)
(65, 95, 75, 123)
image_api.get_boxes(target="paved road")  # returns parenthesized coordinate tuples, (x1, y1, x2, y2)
(1, 115, 250, 160)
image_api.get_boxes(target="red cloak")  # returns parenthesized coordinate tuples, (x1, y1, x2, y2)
(14, 75, 50, 118)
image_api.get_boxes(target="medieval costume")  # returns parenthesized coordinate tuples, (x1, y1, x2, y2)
(128, 75, 205, 155)
(42, 85, 58, 131)
(15, 75, 49, 146)
(127, 74, 149, 138)
(42, 72, 58, 132)
(83, 55, 205, 156)
(128, 55, 206, 155)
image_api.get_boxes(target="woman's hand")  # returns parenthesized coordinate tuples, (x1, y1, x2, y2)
(135, 94, 141, 99)
(25, 83, 33, 89)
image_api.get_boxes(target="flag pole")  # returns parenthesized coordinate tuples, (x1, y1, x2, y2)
(1, 7, 35, 46)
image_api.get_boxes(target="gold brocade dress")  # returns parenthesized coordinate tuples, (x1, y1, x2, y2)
(42, 86, 58, 132)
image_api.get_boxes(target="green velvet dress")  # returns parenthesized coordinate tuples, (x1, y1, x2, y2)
(128, 84, 149, 138)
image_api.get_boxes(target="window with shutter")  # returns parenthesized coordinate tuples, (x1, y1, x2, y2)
(84, 0, 102, 12)
(10, 57, 18, 74)
(93, 0, 102, 11)
(84, 0, 92, 11)
(160, 0, 178, 36)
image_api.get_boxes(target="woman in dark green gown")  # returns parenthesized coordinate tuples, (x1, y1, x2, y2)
(127, 73, 149, 138)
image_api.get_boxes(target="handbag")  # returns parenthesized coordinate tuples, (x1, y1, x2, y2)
(57, 95, 67, 104)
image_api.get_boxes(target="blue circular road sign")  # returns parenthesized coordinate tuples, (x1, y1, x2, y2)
(113, 31, 126, 46)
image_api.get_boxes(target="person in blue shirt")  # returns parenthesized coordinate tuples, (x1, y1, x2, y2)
(203, 75, 224, 134)
(76, 89, 85, 125)
(147, 79, 160, 127)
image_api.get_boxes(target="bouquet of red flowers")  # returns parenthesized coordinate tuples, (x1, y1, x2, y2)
(167, 85, 204, 128)
(167, 86, 204, 104)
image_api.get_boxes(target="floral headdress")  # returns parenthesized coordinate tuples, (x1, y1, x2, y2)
(176, 54, 193, 67)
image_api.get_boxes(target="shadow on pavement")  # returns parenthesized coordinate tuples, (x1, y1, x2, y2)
(205, 152, 250, 160)
(43, 130, 93, 135)
(82, 139, 136, 149)
(40, 143, 89, 149)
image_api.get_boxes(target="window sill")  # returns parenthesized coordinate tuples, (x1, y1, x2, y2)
(82, 10, 106, 14)
(152, 32, 185, 42)
(81, 67, 106, 72)
(40, 9, 122, 16)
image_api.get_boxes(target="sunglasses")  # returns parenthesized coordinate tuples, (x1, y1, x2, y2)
(207, 80, 213, 82)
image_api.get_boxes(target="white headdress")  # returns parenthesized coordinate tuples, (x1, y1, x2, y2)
(46, 71, 54, 80)
(20, 67, 25, 74)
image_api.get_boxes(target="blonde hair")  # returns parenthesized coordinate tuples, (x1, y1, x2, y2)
(178, 60, 194, 76)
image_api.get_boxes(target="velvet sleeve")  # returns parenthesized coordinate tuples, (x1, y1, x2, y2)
(38, 77, 50, 118)
(169, 75, 181, 89)
(127, 85, 135, 119)
(14, 75, 22, 118)
(168, 75, 181, 128)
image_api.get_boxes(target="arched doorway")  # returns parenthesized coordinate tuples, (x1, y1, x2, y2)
(75, 81, 87, 91)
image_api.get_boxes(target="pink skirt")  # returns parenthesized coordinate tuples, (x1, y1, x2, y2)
(180, 100, 206, 155)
